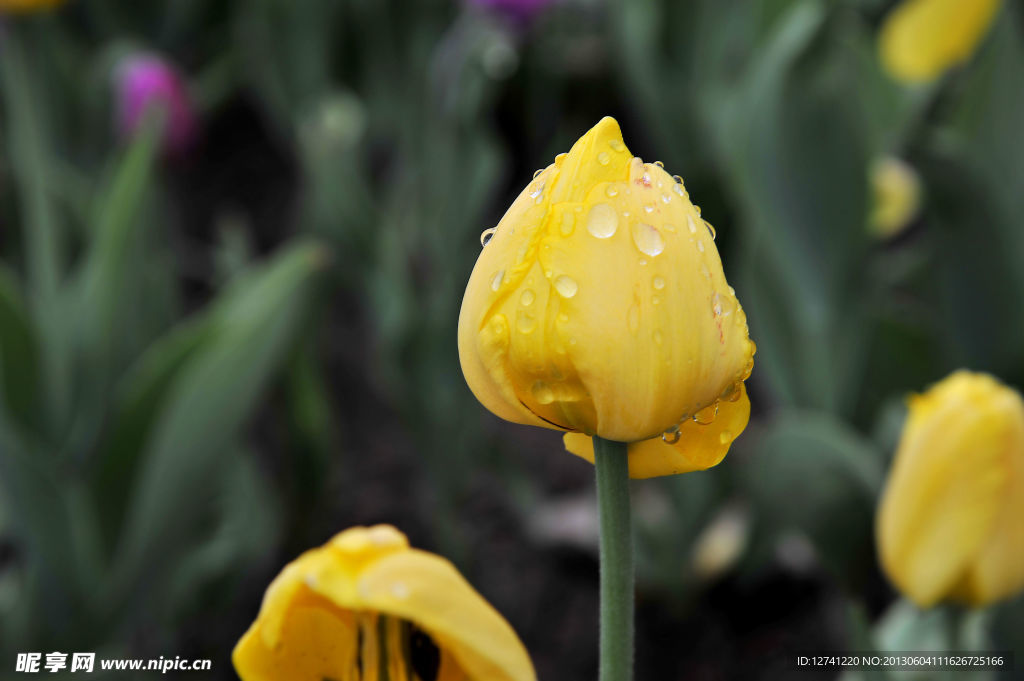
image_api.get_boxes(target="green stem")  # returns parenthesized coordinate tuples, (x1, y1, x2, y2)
(593, 436, 634, 681)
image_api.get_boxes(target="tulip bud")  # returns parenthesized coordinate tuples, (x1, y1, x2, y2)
(458, 117, 754, 477)
(879, 0, 1002, 84)
(869, 157, 920, 239)
(877, 371, 1024, 608)
(113, 53, 196, 156)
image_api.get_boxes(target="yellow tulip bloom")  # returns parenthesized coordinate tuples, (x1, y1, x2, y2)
(234, 525, 536, 681)
(879, 0, 1002, 83)
(457, 117, 754, 476)
(877, 371, 1024, 608)
(869, 157, 921, 239)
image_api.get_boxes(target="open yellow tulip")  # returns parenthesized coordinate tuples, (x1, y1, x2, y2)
(879, 0, 1002, 83)
(458, 117, 754, 477)
(877, 371, 1024, 608)
(233, 525, 536, 681)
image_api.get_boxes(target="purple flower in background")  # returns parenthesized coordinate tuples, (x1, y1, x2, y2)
(469, 0, 555, 22)
(114, 53, 196, 156)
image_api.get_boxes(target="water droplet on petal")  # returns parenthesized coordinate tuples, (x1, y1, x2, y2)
(597, 151, 611, 166)
(663, 223, 676, 233)
(532, 381, 555, 405)
(606, 185, 619, 198)
(654, 160, 665, 168)
(558, 313, 569, 323)
(627, 304, 640, 334)
(609, 139, 625, 152)
(661, 193, 672, 204)
(553, 275, 578, 298)
(697, 241, 705, 253)
(631, 223, 665, 257)
(652, 295, 661, 305)
(673, 183, 685, 197)
(694, 204, 702, 217)
(719, 431, 733, 445)
(560, 212, 576, 236)
(533, 169, 543, 179)
(530, 182, 545, 200)
(391, 582, 410, 598)
(720, 382, 742, 402)
(491, 270, 505, 291)
(644, 203, 656, 214)
(693, 403, 718, 425)
(480, 227, 496, 246)
(520, 289, 535, 306)
(701, 263, 711, 279)
(662, 427, 681, 444)
(586, 203, 619, 238)
(653, 276, 665, 290)
(516, 313, 536, 334)
(705, 221, 717, 240)
(688, 216, 699, 234)
(673, 174, 684, 184)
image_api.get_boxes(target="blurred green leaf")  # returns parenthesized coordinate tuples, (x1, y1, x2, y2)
(75, 116, 161, 380)
(739, 412, 884, 584)
(103, 240, 327, 605)
(0, 266, 40, 432)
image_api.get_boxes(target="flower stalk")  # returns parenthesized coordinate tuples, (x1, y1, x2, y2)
(593, 436, 634, 681)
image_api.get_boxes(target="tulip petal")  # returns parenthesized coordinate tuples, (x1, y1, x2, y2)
(879, 0, 1002, 83)
(877, 372, 1011, 607)
(564, 384, 750, 479)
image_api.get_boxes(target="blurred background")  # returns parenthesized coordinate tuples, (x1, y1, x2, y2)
(2, 0, 1024, 679)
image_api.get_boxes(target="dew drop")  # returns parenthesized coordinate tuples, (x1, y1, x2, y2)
(719, 431, 733, 445)
(560, 212, 576, 236)
(654, 160, 665, 168)
(609, 139, 625, 152)
(553, 275, 578, 298)
(520, 289, 535, 306)
(720, 382, 742, 402)
(606, 185, 619, 198)
(480, 227, 496, 246)
(644, 203, 656, 214)
(639, 258, 648, 266)
(558, 313, 569, 323)
(532, 381, 555, 405)
(662, 427, 681, 444)
(490, 270, 504, 291)
(692, 403, 718, 425)
(661, 193, 672, 204)
(597, 151, 611, 166)
(586, 203, 619, 238)
(694, 204, 702, 217)
(672, 174, 684, 184)
(533, 169, 543, 179)
(701, 263, 711, 279)
(688, 215, 698, 234)
(673, 183, 685, 197)
(631, 223, 665, 257)
(697, 241, 705, 253)
(516, 313, 537, 334)
(663, 223, 677, 233)
(653, 276, 665, 290)
(530, 182, 545, 200)
(705, 221, 717, 240)
(652, 295, 661, 305)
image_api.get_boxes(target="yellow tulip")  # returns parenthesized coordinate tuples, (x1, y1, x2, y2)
(869, 157, 921, 239)
(233, 525, 536, 681)
(457, 117, 754, 476)
(877, 371, 1024, 608)
(879, 0, 1002, 83)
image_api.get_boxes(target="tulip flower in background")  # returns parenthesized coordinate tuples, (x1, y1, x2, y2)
(234, 525, 536, 681)
(877, 371, 1024, 609)
(113, 53, 196, 156)
(458, 116, 754, 681)
(868, 156, 921, 239)
(879, 0, 1002, 83)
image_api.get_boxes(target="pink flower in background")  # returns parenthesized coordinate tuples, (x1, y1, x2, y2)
(470, 0, 554, 22)
(114, 53, 196, 156)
